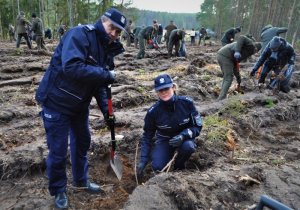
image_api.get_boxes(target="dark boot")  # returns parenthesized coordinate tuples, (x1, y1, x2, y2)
(55, 192, 68, 209)
(73, 180, 101, 193)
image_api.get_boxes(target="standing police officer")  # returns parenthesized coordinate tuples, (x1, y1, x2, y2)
(137, 74, 202, 179)
(35, 8, 127, 209)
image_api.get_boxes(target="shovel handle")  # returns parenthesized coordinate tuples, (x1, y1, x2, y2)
(236, 62, 240, 72)
(256, 195, 292, 210)
(107, 85, 116, 156)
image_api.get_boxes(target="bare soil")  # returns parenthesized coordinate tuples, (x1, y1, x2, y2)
(0, 39, 299, 210)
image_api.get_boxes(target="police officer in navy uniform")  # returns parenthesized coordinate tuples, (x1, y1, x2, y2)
(35, 8, 127, 209)
(137, 74, 203, 179)
(251, 36, 295, 92)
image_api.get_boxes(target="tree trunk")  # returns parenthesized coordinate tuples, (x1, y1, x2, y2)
(291, 15, 300, 47)
(0, 14, 3, 40)
(68, 0, 74, 27)
(270, 0, 279, 25)
(88, 0, 90, 23)
(216, 0, 224, 37)
(248, 0, 258, 34)
(46, 0, 50, 28)
(266, 0, 274, 24)
(17, 0, 20, 14)
(234, 0, 240, 27)
(285, 0, 296, 40)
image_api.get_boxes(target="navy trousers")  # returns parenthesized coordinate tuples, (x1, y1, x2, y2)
(41, 106, 91, 196)
(151, 139, 196, 171)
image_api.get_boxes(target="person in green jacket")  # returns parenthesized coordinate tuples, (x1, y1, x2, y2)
(164, 20, 177, 47)
(16, 11, 32, 49)
(136, 23, 158, 59)
(31, 13, 47, 51)
(168, 29, 185, 57)
(217, 35, 262, 100)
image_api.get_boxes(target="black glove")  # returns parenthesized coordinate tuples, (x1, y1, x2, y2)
(250, 70, 256, 77)
(169, 135, 184, 147)
(104, 112, 115, 127)
(136, 162, 146, 179)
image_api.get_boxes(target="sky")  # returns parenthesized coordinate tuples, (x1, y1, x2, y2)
(128, 0, 203, 13)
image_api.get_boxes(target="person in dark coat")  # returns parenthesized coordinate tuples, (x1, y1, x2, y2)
(125, 19, 133, 47)
(31, 13, 47, 51)
(35, 8, 127, 209)
(44, 28, 52, 39)
(168, 29, 185, 57)
(8, 24, 16, 42)
(58, 24, 66, 40)
(260, 24, 288, 52)
(136, 74, 202, 179)
(133, 26, 142, 49)
(217, 35, 261, 100)
(164, 20, 177, 47)
(190, 28, 196, 46)
(221, 27, 241, 46)
(157, 24, 163, 44)
(198, 27, 207, 46)
(136, 23, 158, 59)
(16, 11, 32, 49)
(251, 36, 295, 93)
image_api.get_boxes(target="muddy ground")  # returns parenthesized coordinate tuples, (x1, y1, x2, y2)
(0, 38, 299, 210)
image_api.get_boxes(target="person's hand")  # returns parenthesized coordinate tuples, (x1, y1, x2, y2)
(250, 70, 256, 77)
(169, 135, 184, 147)
(104, 112, 115, 127)
(136, 162, 146, 179)
(234, 52, 241, 61)
(278, 73, 285, 81)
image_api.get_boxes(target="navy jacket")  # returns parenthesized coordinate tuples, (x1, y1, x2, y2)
(35, 20, 124, 115)
(253, 38, 295, 72)
(140, 95, 203, 164)
(260, 27, 288, 52)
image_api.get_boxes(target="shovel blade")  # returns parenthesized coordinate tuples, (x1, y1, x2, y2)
(110, 155, 123, 181)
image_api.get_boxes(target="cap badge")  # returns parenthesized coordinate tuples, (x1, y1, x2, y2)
(159, 78, 165, 84)
(105, 12, 111, 16)
(121, 16, 125, 24)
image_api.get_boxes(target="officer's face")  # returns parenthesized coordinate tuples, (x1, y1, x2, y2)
(157, 87, 175, 101)
(103, 20, 122, 41)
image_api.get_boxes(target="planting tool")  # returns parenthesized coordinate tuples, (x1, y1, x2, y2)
(107, 85, 123, 180)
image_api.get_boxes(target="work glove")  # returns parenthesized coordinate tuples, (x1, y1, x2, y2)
(250, 69, 256, 77)
(278, 73, 285, 81)
(234, 52, 241, 61)
(169, 135, 184, 147)
(136, 162, 146, 179)
(104, 112, 115, 127)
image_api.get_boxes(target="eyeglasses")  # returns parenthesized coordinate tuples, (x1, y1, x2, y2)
(109, 24, 122, 35)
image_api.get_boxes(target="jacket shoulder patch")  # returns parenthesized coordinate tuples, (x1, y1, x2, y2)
(178, 96, 193, 103)
(84, 24, 95, 31)
(148, 102, 159, 113)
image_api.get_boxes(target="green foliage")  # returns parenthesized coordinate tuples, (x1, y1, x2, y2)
(204, 115, 229, 142)
(271, 158, 285, 166)
(265, 98, 275, 108)
(220, 98, 246, 118)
